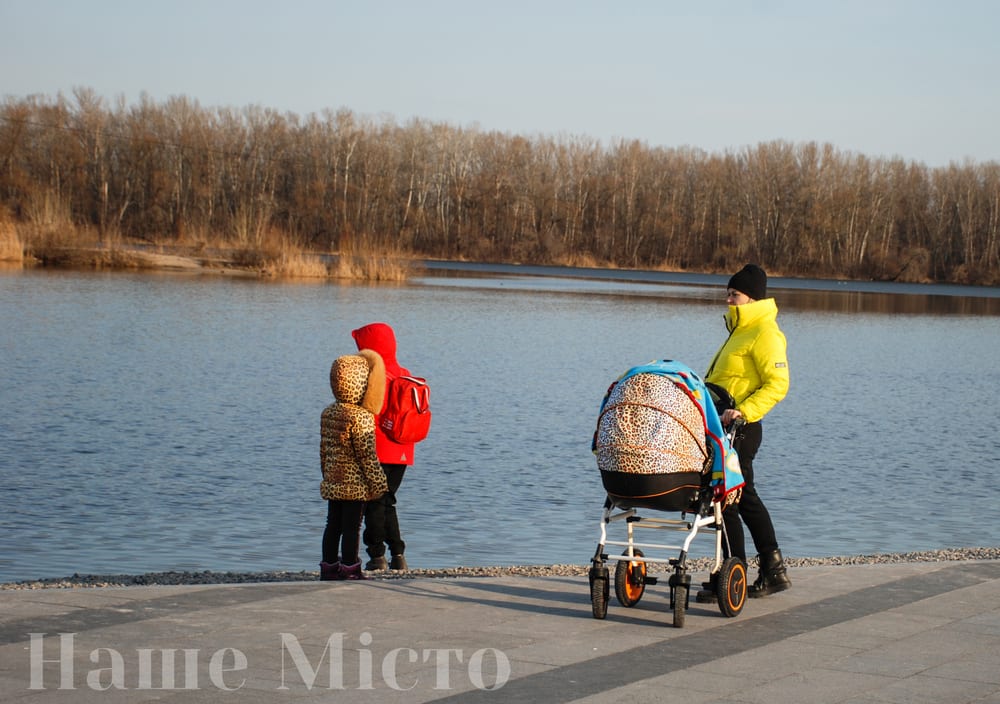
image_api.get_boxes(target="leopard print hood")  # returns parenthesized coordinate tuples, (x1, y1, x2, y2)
(330, 348, 386, 413)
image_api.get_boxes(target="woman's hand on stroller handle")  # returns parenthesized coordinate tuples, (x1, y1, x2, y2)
(720, 408, 744, 428)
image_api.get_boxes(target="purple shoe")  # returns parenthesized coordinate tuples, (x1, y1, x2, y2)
(340, 562, 366, 580)
(319, 561, 343, 581)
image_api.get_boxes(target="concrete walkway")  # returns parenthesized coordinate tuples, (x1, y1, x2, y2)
(2, 560, 999, 703)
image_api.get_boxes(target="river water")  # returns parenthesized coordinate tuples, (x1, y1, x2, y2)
(2, 264, 999, 583)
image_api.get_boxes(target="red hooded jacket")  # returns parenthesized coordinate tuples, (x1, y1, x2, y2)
(351, 322, 415, 465)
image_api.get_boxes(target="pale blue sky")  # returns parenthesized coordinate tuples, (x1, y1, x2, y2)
(2, 0, 997, 167)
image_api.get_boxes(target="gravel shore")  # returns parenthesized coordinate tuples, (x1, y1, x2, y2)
(3, 547, 998, 590)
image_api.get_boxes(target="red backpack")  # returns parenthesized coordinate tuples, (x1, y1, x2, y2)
(379, 375, 432, 444)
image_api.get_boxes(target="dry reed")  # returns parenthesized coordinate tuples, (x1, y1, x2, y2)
(262, 251, 331, 278)
(5, 207, 415, 281)
(332, 253, 410, 281)
(0, 215, 23, 263)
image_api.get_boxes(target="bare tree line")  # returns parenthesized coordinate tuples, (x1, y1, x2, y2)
(2, 88, 999, 284)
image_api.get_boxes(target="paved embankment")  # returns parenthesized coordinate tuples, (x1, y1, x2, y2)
(1, 554, 999, 703)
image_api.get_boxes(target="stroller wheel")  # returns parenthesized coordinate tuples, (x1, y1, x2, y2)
(614, 549, 646, 607)
(589, 566, 609, 619)
(716, 557, 747, 617)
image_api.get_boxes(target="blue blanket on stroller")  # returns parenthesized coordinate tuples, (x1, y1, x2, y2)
(603, 360, 745, 499)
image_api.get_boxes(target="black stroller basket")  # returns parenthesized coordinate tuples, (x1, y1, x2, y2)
(600, 470, 706, 514)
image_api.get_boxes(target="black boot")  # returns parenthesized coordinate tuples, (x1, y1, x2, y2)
(748, 549, 791, 598)
(695, 573, 718, 603)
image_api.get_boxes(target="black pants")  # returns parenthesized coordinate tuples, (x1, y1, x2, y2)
(363, 464, 407, 558)
(323, 500, 365, 565)
(723, 422, 779, 562)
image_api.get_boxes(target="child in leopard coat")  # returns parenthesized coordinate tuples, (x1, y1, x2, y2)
(319, 349, 389, 580)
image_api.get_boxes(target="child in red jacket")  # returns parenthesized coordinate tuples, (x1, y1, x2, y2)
(352, 322, 417, 571)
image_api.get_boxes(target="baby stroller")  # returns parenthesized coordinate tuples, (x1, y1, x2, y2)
(588, 360, 746, 628)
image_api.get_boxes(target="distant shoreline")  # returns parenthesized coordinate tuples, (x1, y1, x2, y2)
(11, 246, 1000, 299)
(4, 547, 998, 590)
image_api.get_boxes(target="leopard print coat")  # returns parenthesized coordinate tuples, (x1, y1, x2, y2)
(320, 350, 389, 502)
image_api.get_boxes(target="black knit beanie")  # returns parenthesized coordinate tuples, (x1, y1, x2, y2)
(727, 264, 767, 300)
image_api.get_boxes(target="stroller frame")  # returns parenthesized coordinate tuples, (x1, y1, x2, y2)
(589, 487, 746, 628)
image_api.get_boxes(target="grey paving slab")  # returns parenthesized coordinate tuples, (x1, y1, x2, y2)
(0, 560, 998, 703)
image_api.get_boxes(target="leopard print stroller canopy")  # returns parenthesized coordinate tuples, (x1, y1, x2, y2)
(593, 360, 743, 512)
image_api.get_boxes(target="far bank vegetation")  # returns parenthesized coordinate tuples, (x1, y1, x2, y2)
(1, 89, 998, 284)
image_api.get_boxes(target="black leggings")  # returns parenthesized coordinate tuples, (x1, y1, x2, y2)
(322, 500, 365, 565)
(363, 464, 407, 558)
(723, 422, 779, 562)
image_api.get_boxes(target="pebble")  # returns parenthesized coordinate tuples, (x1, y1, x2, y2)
(2, 547, 998, 590)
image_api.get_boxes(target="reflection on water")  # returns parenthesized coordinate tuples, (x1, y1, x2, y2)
(778, 288, 1000, 315)
(422, 275, 1000, 315)
(1, 267, 999, 582)
(417, 264, 1000, 316)
(415, 275, 722, 304)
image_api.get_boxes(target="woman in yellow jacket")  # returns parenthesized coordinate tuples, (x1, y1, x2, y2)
(705, 264, 791, 597)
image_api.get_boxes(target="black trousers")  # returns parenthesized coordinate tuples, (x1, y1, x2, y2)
(322, 500, 365, 565)
(363, 464, 407, 558)
(723, 421, 779, 562)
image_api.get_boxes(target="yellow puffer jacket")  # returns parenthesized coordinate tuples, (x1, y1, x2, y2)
(705, 298, 789, 423)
